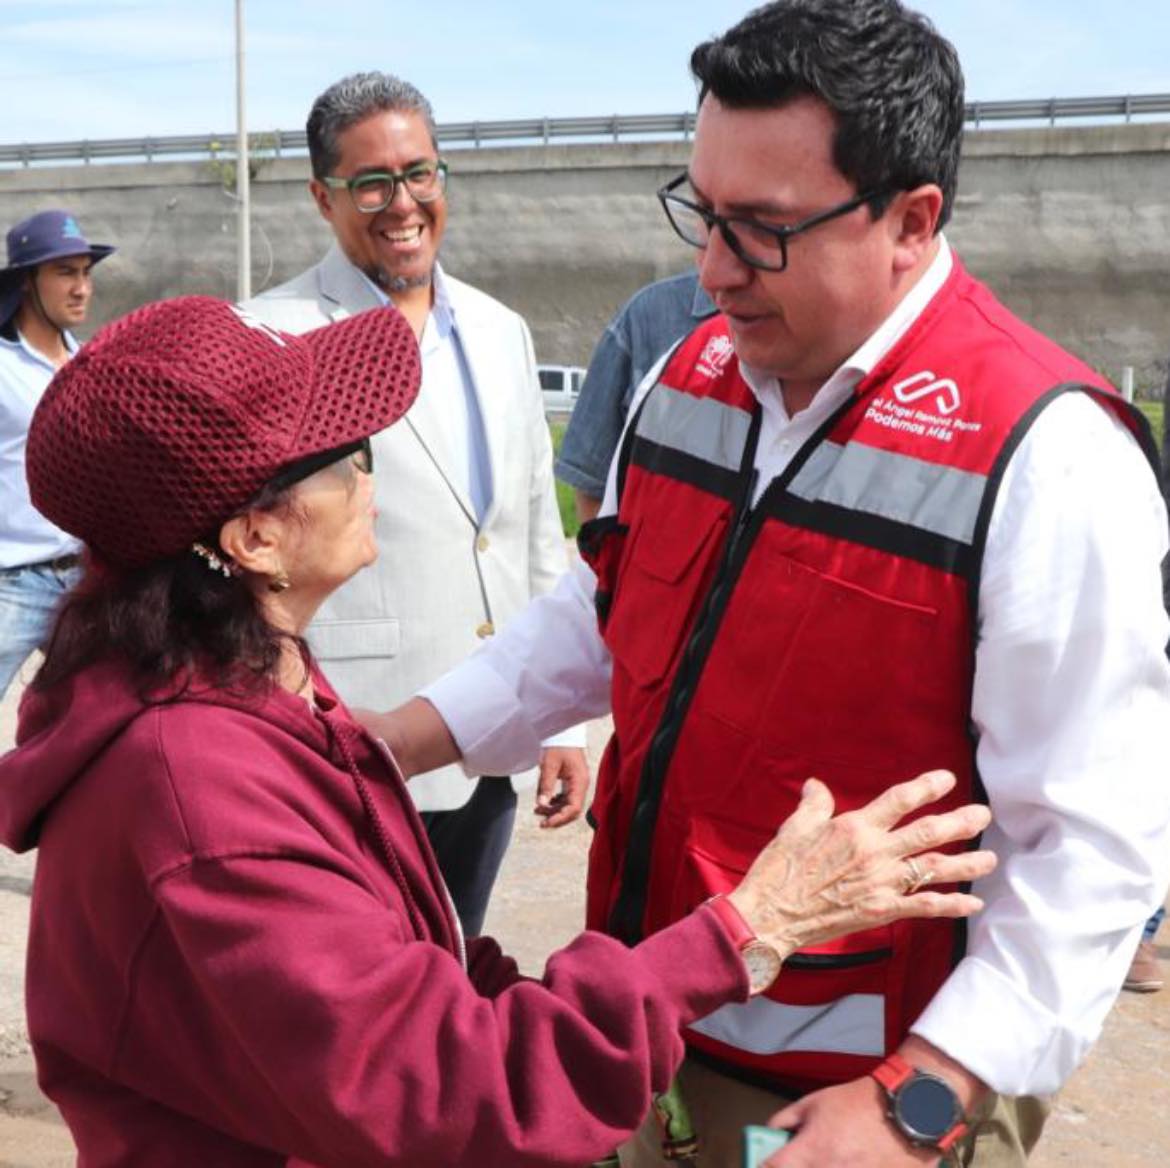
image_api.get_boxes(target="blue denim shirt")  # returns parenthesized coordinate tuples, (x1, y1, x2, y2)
(556, 271, 715, 499)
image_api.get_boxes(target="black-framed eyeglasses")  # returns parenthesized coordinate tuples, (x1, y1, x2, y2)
(657, 173, 891, 273)
(269, 437, 373, 494)
(321, 160, 449, 214)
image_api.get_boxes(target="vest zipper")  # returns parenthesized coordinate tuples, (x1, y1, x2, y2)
(608, 418, 763, 944)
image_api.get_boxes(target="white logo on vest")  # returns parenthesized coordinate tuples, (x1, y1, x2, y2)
(864, 371, 982, 445)
(892, 371, 961, 415)
(696, 334, 735, 379)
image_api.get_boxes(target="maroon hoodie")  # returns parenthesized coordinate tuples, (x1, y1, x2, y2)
(0, 660, 746, 1166)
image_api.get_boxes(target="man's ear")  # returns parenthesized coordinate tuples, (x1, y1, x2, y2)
(218, 509, 287, 578)
(309, 178, 333, 223)
(889, 184, 944, 274)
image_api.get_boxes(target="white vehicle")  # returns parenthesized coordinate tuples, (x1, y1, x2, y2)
(538, 365, 585, 413)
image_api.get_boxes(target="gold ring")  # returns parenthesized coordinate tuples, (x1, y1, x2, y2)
(902, 856, 933, 895)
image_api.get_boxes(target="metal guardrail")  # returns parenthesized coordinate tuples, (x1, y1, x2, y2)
(965, 92, 1170, 127)
(2, 94, 1169, 168)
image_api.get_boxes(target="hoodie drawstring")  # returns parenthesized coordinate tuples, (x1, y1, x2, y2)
(323, 713, 429, 943)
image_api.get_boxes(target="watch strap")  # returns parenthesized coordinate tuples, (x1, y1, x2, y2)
(871, 1052, 914, 1093)
(938, 1120, 969, 1153)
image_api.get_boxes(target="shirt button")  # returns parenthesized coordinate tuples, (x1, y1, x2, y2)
(476, 621, 495, 639)
(476, 534, 490, 552)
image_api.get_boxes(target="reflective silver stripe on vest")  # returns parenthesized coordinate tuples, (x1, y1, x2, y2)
(688, 993, 885, 1057)
(637, 385, 753, 473)
(789, 441, 986, 545)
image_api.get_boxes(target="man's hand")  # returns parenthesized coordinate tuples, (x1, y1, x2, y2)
(764, 1035, 986, 1167)
(763, 1077, 938, 1167)
(353, 697, 460, 780)
(533, 746, 590, 829)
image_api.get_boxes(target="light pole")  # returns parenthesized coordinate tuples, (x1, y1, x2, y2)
(235, 0, 251, 301)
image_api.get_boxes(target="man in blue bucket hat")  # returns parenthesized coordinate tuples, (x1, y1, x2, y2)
(0, 209, 115, 699)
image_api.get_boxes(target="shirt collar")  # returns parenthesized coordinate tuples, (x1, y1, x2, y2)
(740, 235, 953, 408)
(0, 328, 79, 367)
(355, 261, 454, 340)
(691, 280, 716, 319)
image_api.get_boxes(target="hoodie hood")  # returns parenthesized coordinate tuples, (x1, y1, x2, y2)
(0, 661, 335, 853)
(0, 662, 150, 852)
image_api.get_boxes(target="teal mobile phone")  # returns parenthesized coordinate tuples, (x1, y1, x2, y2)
(742, 1124, 792, 1167)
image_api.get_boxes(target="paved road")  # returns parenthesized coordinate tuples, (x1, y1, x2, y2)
(0, 686, 1167, 1165)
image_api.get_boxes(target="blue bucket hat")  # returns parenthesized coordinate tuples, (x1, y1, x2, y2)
(0, 210, 115, 328)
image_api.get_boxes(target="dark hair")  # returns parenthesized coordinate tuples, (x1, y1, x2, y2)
(33, 484, 308, 699)
(690, 0, 965, 229)
(306, 72, 438, 180)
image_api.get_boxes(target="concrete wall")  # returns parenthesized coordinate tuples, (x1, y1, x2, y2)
(3, 122, 1168, 390)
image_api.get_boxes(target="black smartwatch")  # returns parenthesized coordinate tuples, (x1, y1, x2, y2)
(871, 1053, 968, 1154)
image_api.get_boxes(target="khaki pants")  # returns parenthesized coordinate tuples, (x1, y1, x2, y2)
(618, 1057, 1050, 1167)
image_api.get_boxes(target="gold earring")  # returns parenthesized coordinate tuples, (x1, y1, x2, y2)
(267, 568, 291, 593)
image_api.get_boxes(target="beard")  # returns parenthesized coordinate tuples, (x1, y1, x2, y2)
(368, 266, 434, 294)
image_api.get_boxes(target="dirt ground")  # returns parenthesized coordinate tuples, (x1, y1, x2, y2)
(0, 696, 1167, 1166)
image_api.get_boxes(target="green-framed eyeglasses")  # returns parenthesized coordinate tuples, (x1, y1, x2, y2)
(322, 160, 449, 214)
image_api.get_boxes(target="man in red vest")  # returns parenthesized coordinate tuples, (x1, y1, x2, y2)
(366, 1, 1170, 1163)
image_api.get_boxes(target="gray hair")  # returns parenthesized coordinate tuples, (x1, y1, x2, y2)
(306, 72, 438, 179)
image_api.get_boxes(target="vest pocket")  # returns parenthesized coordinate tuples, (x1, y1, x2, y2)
(697, 542, 946, 767)
(666, 811, 899, 1067)
(760, 566, 943, 768)
(662, 810, 896, 963)
(604, 515, 728, 689)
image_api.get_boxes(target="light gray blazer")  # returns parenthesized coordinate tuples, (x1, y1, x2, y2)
(243, 246, 569, 810)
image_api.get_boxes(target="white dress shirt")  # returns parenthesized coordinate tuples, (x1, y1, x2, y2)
(423, 240, 1170, 1094)
(0, 329, 81, 569)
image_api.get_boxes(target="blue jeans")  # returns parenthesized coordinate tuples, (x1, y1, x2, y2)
(0, 561, 82, 700)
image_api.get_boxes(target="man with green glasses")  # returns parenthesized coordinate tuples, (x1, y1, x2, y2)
(244, 71, 587, 940)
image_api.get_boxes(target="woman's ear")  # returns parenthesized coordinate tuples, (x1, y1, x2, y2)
(218, 509, 287, 579)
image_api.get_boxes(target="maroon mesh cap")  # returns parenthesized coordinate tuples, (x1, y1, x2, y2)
(27, 296, 420, 568)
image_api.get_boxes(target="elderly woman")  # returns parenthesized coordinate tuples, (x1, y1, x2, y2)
(0, 297, 994, 1166)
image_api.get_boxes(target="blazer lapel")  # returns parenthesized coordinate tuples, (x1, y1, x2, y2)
(321, 251, 478, 525)
(402, 269, 478, 526)
(400, 368, 477, 526)
(317, 245, 382, 323)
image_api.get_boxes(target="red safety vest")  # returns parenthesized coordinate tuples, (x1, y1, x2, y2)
(579, 258, 1157, 1093)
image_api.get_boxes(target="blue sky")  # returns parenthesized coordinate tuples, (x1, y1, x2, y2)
(0, 1, 1167, 145)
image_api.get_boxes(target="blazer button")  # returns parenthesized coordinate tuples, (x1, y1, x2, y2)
(476, 534, 490, 552)
(476, 621, 495, 638)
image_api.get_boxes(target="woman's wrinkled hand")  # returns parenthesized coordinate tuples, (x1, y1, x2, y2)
(728, 770, 995, 960)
